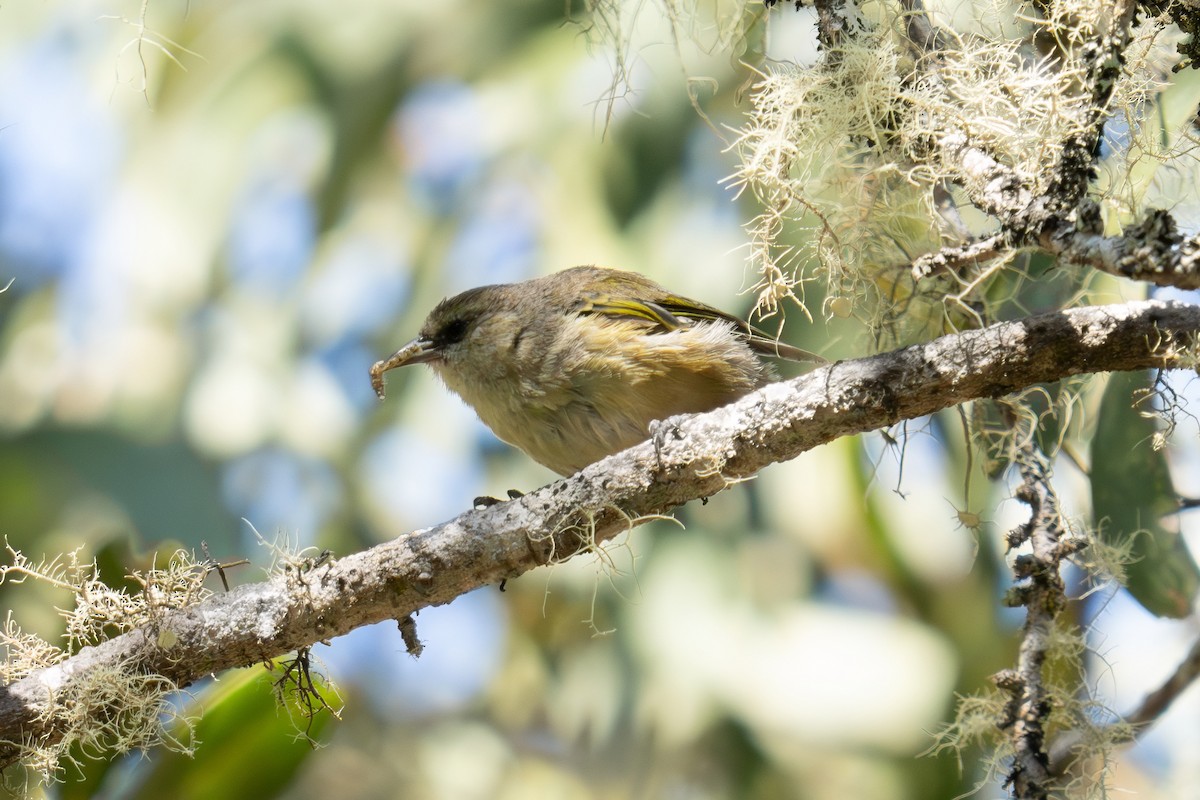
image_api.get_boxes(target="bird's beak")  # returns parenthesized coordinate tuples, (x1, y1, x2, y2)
(369, 337, 440, 400)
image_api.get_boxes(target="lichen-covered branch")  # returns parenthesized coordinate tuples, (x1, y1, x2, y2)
(899, 0, 1193, 292)
(2, 299, 1199, 771)
(993, 448, 1086, 800)
(941, 0, 1134, 235)
(1035, 0, 1137, 215)
(742, 0, 1171, 316)
(1137, 0, 1200, 69)
(1045, 207, 1200, 290)
(913, 208, 1200, 290)
(811, 0, 854, 51)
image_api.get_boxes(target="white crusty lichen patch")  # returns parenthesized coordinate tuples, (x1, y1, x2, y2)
(1069, 303, 1134, 348)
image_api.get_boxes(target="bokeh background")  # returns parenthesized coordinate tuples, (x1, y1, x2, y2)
(1, 1, 1198, 798)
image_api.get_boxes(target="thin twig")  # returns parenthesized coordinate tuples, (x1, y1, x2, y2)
(1048, 635, 1200, 774)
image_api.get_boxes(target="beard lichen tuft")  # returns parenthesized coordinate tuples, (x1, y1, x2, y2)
(0, 541, 211, 784)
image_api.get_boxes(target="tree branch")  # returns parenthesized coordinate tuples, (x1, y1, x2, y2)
(1125, 634, 1200, 729)
(900, 0, 1193, 292)
(3, 299, 1199, 770)
(1044, 207, 1200, 290)
(913, 209, 1200, 290)
(1048, 633, 1200, 774)
(994, 446, 1085, 800)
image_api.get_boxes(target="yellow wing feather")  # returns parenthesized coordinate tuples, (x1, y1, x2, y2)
(578, 289, 824, 365)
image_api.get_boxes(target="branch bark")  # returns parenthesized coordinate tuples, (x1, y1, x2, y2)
(898, 0, 1200, 292)
(914, 206, 1200, 291)
(2, 298, 1199, 769)
(995, 448, 1085, 800)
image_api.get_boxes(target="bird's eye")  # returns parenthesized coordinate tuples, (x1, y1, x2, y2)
(437, 317, 470, 346)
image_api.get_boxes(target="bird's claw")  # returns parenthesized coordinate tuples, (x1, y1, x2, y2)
(473, 489, 525, 509)
(649, 415, 688, 470)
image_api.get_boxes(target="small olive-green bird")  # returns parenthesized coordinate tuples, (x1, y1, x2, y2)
(370, 266, 823, 476)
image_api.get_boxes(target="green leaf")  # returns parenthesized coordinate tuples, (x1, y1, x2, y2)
(1091, 371, 1200, 617)
(122, 667, 335, 800)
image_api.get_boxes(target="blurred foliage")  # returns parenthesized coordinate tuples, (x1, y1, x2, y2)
(127, 669, 334, 800)
(1091, 371, 1200, 618)
(0, 1, 1197, 799)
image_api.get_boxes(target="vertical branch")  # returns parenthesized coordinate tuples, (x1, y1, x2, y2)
(993, 445, 1087, 799)
(812, 0, 849, 51)
(1028, 0, 1138, 229)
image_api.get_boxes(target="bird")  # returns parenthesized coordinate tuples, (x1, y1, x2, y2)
(370, 266, 822, 476)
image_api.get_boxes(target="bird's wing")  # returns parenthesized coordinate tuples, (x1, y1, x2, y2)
(577, 294, 688, 331)
(579, 290, 824, 365)
(579, 292, 825, 364)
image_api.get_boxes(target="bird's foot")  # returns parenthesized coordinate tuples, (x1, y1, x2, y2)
(649, 415, 688, 470)
(473, 489, 525, 509)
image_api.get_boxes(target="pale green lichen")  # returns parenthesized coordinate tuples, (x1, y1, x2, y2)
(0, 541, 211, 783)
